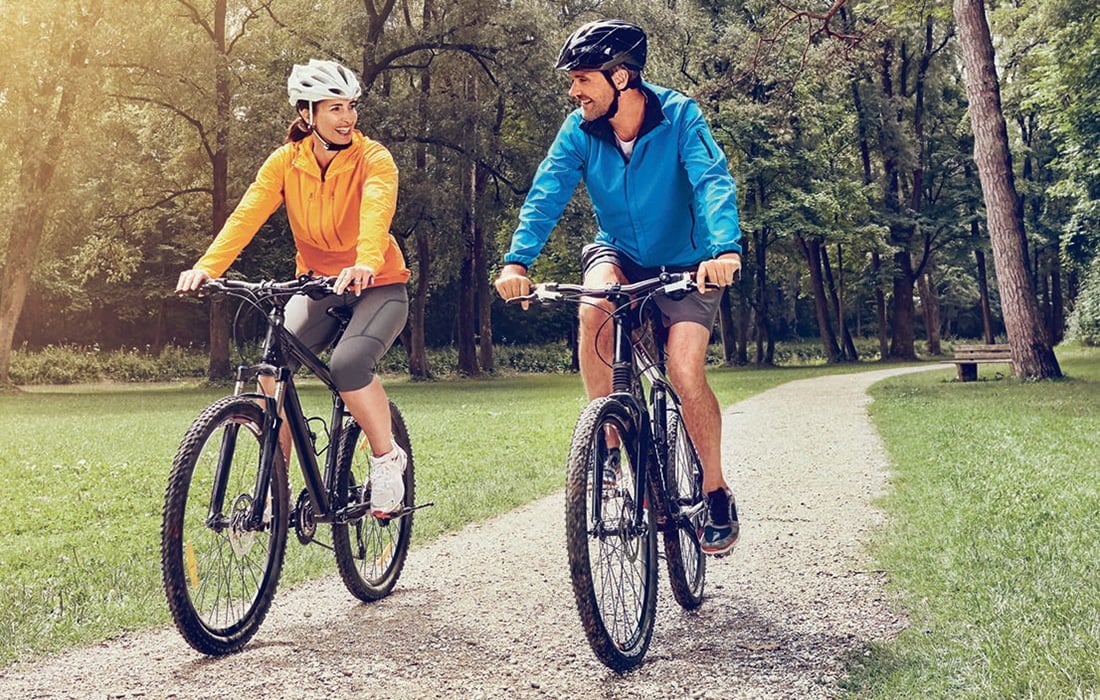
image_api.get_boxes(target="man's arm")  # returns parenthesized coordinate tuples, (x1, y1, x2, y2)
(500, 117, 586, 270)
(677, 100, 742, 261)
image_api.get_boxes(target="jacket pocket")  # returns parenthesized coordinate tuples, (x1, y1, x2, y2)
(696, 130, 715, 160)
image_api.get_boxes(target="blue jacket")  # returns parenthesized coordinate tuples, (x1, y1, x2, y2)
(504, 82, 742, 270)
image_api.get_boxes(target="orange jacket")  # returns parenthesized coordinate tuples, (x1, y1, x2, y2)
(195, 132, 410, 286)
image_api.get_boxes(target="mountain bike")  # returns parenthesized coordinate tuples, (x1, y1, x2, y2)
(162, 276, 427, 655)
(512, 271, 709, 671)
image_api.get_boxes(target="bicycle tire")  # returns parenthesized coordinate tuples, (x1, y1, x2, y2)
(662, 404, 706, 609)
(565, 397, 658, 672)
(332, 401, 415, 601)
(161, 396, 289, 655)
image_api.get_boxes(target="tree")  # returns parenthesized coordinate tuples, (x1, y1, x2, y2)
(0, 0, 104, 388)
(953, 0, 1061, 378)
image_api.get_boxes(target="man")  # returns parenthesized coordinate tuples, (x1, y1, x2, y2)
(494, 20, 743, 556)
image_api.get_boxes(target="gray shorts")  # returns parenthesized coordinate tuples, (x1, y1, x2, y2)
(285, 283, 408, 392)
(580, 243, 721, 329)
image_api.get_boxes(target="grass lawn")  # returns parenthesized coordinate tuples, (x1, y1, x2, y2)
(0, 359, 891, 665)
(848, 346, 1100, 698)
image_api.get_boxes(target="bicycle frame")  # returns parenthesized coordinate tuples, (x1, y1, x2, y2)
(209, 295, 354, 533)
(593, 289, 694, 536)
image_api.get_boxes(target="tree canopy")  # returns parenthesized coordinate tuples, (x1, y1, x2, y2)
(2, 0, 1094, 382)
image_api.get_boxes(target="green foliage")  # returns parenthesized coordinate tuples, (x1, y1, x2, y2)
(852, 347, 1100, 698)
(8, 336, 924, 386)
(9, 345, 207, 385)
(1, 0, 1089, 377)
(1067, 259, 1100, 345)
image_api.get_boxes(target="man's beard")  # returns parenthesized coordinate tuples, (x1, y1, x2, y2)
(582, 91, 619, 122)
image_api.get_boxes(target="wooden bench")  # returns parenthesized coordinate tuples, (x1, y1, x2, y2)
(950, 344, 1012, 381)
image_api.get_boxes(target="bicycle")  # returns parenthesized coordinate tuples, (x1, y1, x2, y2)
(161, 276, 427, 655)
(511, 271, 710, 671)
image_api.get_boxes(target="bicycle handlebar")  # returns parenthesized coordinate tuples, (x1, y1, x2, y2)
(507, 271, 712, 305)
(182, 275, 339, 301)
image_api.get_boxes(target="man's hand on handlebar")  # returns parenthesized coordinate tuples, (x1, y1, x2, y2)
(176, 269, 212, 294)
(695, 253, 741, 293)
(494, 263, 532, 310)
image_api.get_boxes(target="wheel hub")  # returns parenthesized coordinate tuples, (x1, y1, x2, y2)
(228, 494, 257, 556)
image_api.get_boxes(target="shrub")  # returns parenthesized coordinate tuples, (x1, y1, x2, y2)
(10, 345, 208, 385)
(1068, 259, 1100, 345)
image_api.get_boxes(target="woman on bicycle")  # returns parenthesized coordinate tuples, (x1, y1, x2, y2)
(176, 59, 409, 516)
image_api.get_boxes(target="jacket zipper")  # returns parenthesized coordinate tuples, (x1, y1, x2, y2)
(697, 130, 714, 160)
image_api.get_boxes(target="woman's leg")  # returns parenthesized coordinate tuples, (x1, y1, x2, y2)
(329, 284, 409, 455)
(330, 285, 409, 513)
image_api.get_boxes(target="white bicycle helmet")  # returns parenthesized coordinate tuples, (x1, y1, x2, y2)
(287, 59, 362, 105)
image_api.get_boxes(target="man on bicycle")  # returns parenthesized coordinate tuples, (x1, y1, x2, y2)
(494, 19, 742, 556)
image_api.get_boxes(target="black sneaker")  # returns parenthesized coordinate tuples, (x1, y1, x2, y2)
(701, 487, 740, 557)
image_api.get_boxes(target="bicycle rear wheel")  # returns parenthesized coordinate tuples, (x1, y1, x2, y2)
(565, 397, 658, 672)
(332, 401, 415, 601)
(161, 396, 289, 655)
(662, 404, 706, 609)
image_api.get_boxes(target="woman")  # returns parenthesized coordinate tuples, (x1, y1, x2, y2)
(176, 59, 410, 515)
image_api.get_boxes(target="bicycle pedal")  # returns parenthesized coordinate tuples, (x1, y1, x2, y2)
(373, 500, 435, 521)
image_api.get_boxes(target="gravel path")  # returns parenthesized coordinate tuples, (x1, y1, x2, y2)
(0, 365, 942, 699)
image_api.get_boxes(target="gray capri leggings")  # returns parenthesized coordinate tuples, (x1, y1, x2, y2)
(284, 283, 408, 392)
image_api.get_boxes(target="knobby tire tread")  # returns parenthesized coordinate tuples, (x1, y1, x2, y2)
(161, 396, 289, 655)
(564, 397, 658, 672)
(661, 408, 706, 610)
(332, 401, 415, 601)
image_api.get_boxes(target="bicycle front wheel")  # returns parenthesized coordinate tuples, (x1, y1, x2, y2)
(161, 396, 289, 655)
(565, 397, 658, 672)
(332, 401, 415, 601)
(663, 404, 706, 609)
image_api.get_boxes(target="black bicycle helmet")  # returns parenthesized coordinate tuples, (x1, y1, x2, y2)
(555, 19, 647, 72)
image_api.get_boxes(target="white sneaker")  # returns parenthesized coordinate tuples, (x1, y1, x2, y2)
(368, 445, 407, 515)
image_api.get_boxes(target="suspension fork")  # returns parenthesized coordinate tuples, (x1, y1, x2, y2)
(204, 365, 278, 530)
(243, 368, 290, 530)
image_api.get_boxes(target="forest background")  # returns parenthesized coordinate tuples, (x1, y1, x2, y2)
(3, 0, 1099, 383)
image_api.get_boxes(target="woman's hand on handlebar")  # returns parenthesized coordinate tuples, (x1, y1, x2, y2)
(176, 268, 212, 294)
(695, 253, 741, 292)
(334, 265, 375, 296)
(494, 264, 532, 310)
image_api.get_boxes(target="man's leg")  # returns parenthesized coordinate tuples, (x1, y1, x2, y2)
(578, 262, 627, 401)
(666, 319, 738, 555)
(665, 321, 727, 493)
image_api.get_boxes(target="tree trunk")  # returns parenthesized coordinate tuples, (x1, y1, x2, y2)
(954, 0, 1061, 378)
(402, 56, 433, 380)
(1051, 259, 1064, 343)
(737, 288, 750, 365)
(456, 248, 478, 375)
(753, 200, 770, 366)
(718, 287, 738, 366)
(889, 250, 918, 360)
(918, 268, 943, 355)
(973, 227, 997, 344)
(871, 249, 890, 359)
(822, 244, 858, 361)
(205, 0, 232, 381)
(473, 162, 493, 374)
(0, 0, 102, 388)
(403, 231, 431, 379)
(798, 236, 841, 363)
